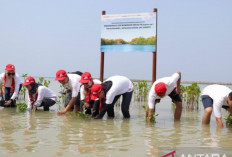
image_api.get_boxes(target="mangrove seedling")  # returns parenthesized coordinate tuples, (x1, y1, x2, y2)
(38, 77, 51, 87)
(142, 105, 158, 123)
(16, 102, 27, 111)
(19, 73, 28, 101)
(224, 115, 232, 127)
(76, 109, 89, 119)
(134, 80, 151, 101)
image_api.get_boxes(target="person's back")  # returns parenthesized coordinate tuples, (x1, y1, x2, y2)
(201, 84, 232, 128)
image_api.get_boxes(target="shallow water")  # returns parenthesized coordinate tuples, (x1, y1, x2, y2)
(0, 98, 232, 157)
(0, 78, 231, 156)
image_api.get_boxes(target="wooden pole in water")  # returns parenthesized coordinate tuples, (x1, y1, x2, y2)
(100, 10, 106, 82)
(152, 8, 158, 83)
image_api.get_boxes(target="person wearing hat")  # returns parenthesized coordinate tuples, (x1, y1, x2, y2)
(79, 72, 101, 114)
(0, 64, 21, 107)
(90, 75, 133, 119)
(201, 84, 232, 128)
(62, 71, 83, 108)
(147, 72, 182, 122)
(55, 69, 82, 115)
(24, 76, 57, 111)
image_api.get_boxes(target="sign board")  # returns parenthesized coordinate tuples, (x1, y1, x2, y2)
(101, 12, 156, 52)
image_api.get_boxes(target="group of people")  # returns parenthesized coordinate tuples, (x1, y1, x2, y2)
(0, 64, 232, 128)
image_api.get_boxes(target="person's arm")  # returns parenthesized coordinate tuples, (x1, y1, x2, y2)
(31, 105, 37, 112)
(146, 107, 155, 123)
(146, 100, 159, 123)
(95, 102, 109, 119)
(175, 72, 181, 95)
(213, 100, 224, 128)
(92, 100, 100, 118)
(34, 87, 46, 107)
(80, 86, 90, 109)
(216, 117, 223, 128)
(10, 74, 21, 100)
(58, 96, 77, 115)
(146, 84, 157, 122)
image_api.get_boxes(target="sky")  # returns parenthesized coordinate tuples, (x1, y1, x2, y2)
(0, 0, 232, 82)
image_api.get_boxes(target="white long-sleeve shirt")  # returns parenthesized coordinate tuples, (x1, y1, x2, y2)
(148, 73, 180, 109)
(28, 86, 58, 107)
(0, 72, 21, 100)
(201, 84, 232, 118)
(104, 75, 133, 104)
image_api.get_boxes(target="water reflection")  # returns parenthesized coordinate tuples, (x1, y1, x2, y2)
(0, 98, 232, 156)
(0, 108, 19, 153)
(56, 116, 132, 155)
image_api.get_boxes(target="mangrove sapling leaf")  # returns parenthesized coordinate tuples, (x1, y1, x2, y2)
(76, 109, 89, 119)
(19, 73, 28, 101)
(224, 115, 232, 127)
(142, 105, 158, 123)
(180, 83, 201, 109)
(146, 114, 159, 123)
(16, 102, 27, 111)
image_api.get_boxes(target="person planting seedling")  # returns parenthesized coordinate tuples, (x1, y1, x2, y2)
(79, 72, 101, 115)
(0, 64, 22, 107)
(90, 75, 133, 119)
(24, 76, 57, 112)
(201, 84, 232, 128)
(55, 69, 82, 115)
(147, 72, 182, 123)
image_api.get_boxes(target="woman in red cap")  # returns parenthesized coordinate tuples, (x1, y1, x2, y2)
(147, 72, 182, 123)
(0, 64, 21, 107)
(79, 72, 101, 114)
(24, 76, 57, 111)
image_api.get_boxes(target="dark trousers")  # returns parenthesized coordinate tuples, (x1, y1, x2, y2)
(94, 91, 133, 118)
(1, 84, 22, 107)
(64, 91, 80, 110)
(40, 98, 56, 111)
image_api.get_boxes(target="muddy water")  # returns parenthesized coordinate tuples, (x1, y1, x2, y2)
(0, 79, 231, 156)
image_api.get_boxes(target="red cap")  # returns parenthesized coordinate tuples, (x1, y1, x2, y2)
(91, 84, 103, 100)
(55, 70, 67, 81)
(79, 72, 92, 83)
(5, 64, 15, 71)
(155, 82, 167, 96)
(24, 76, 36, 86)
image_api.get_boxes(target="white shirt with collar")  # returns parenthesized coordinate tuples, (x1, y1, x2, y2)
(104, 75, 133, 104)
(33, 86, 58, 107)
(148, 73, 180, 109)
(201, 84, 232, 118)
(63, 74, 82, 97)
(0, 72, 21, 100)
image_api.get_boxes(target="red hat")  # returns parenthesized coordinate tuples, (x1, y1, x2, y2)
(5, 64, 15, 71)
(155, 82, 167, 96)
(24, 76, 36, 86)
(91, 84, 103, 100)
(55, 69, 67, 81)
(79, 72, 92, 83)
